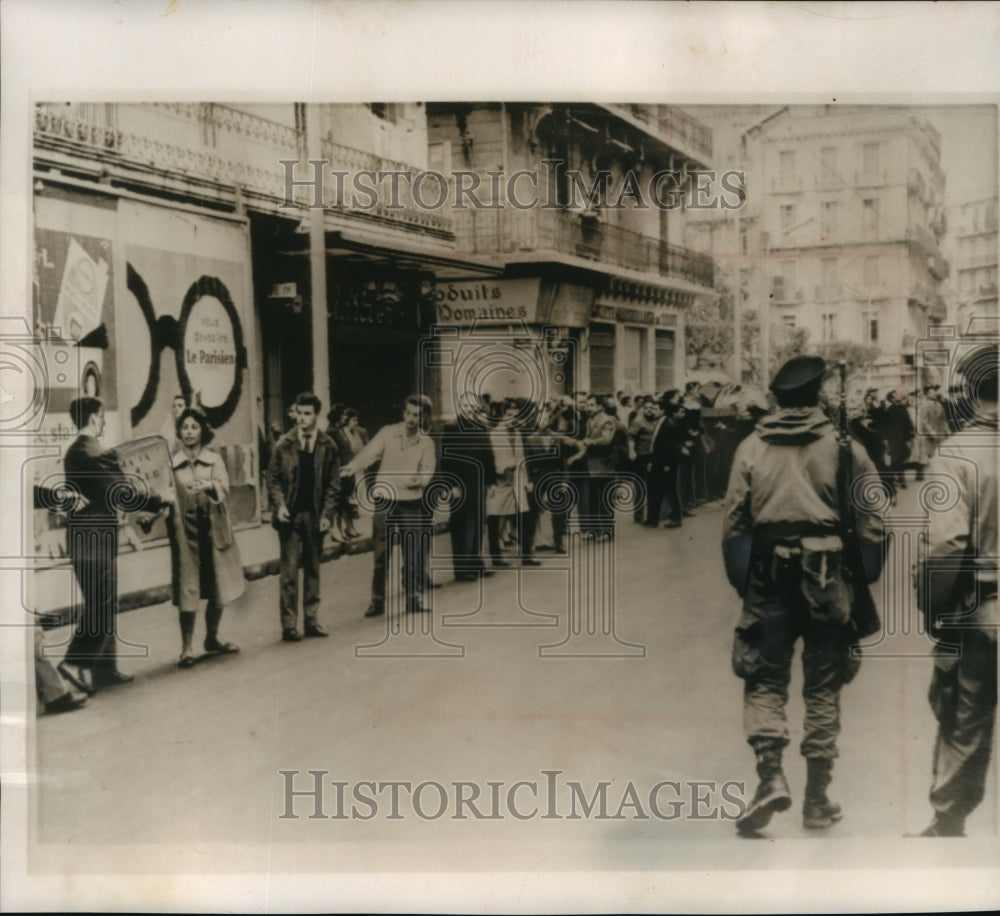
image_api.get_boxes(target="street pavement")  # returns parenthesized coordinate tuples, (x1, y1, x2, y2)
(30, 483, 997, 877)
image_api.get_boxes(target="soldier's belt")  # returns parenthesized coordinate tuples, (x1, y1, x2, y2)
(765, 535, 844, 588)
(754, 521, 841, 545)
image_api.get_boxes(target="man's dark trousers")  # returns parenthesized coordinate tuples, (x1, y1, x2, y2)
(278, 510, 322, 630)
(371, 499, 431, 608)
(65, 518, 119, 673)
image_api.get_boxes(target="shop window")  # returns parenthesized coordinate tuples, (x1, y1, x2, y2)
(589, 323, 615, 394)
(654, 329, 675, 392)
(623, 326, 646, 386)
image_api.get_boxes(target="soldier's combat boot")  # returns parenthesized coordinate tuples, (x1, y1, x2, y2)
(736, 747, 792, 834)
(802, 758, 842, 829)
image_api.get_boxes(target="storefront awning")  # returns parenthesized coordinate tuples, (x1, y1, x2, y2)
(280, 230, 502, 280)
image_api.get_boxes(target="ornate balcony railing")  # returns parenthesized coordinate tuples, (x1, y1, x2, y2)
(35, 103, 453, 237)
(36, 102, 310, 204)
(601, 104, 712, 163)
(35, 103, 119, 152)
(454, 208, 714, 288)
(657, 106, 713, 161)
(319, 139, 453, 234)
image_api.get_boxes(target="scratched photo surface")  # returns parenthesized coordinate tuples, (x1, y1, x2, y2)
(2, 3, 999, 913)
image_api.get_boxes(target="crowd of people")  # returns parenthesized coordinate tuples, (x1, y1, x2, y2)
(33, 373, 980, 710)
(39, 382, 742, 711)
(35, 345, 1000, 848)
(847, 383, 957, 501)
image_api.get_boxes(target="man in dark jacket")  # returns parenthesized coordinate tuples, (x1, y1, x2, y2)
(267, 391, 340, 642)
(440, 394, 497, 581)
(723, 357, 884, 835)
(881, 390, 915, 488)
(60, 397, 166, 692)
(645, 395, 683, 528)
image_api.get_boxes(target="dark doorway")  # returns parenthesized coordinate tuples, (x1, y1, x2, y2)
(329, 332, 420, 434)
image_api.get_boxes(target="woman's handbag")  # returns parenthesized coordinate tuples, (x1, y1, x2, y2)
(209, 499, 234, 550)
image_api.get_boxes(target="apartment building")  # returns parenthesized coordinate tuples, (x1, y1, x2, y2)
(425, 102, 716, 409)
(684, 105, 949, 389)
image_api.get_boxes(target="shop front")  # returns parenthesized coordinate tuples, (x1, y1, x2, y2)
(30, 184, 260, 568)
(429, 277, 593, 417)
(588, 291, 685, 396)
(327, 263, 436, 433)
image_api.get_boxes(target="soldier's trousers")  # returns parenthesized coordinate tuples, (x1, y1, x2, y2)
(928, 615, 997, 820)
(732, 551, 858, 760)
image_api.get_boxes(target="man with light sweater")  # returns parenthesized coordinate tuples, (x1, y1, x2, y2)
(342, 395, 437, 617)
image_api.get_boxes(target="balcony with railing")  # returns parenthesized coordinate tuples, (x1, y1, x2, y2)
(35, 103, 119, 153)
(601, 104, 712, 164)
(814, 283, 843, 301)
(657, 106, 713, 162)
(907, 223, 940, 255)
(34, 103, 454, 237)
(320, 139, 453, 235)
(35, 102, 308, 203)
(454, 208, 714, 288)
(770, 280, 803, 303)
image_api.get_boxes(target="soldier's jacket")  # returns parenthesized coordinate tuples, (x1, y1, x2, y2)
(724, 406, 883, 685)
(921, 407, 998, 634)
(723, 406, 884, 548)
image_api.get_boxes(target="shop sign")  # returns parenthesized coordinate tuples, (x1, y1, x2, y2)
(329, 279, 418, 330)
(434, 279, 540, 325)
(614, 306, 655, 325)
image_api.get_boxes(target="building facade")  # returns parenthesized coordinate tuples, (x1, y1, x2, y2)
(684, 105, 950, 390)
(30, 101, 496, 579)
(28, 100, 717, 606)
(947, 196, 999, 332)
(425, 102, 715, 412)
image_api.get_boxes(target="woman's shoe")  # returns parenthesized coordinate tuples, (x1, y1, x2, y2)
(178, 654, 197, 669)
(204, 638, 239, 655)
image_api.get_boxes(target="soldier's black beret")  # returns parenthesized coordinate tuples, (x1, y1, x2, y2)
(769, 355, 826, 393)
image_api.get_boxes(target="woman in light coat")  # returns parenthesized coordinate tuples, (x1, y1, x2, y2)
(166, 408, 246, 668)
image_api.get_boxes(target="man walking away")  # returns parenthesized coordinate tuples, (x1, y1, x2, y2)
(722, 357, 884, 835)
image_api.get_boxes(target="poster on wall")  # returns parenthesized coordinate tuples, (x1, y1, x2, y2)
(119, 200, 256, 526)
(30, 193, 121, 557)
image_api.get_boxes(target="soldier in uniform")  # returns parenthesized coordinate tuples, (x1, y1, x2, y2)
(722, 356, 885, 834)
(917, 343, 998, 837)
